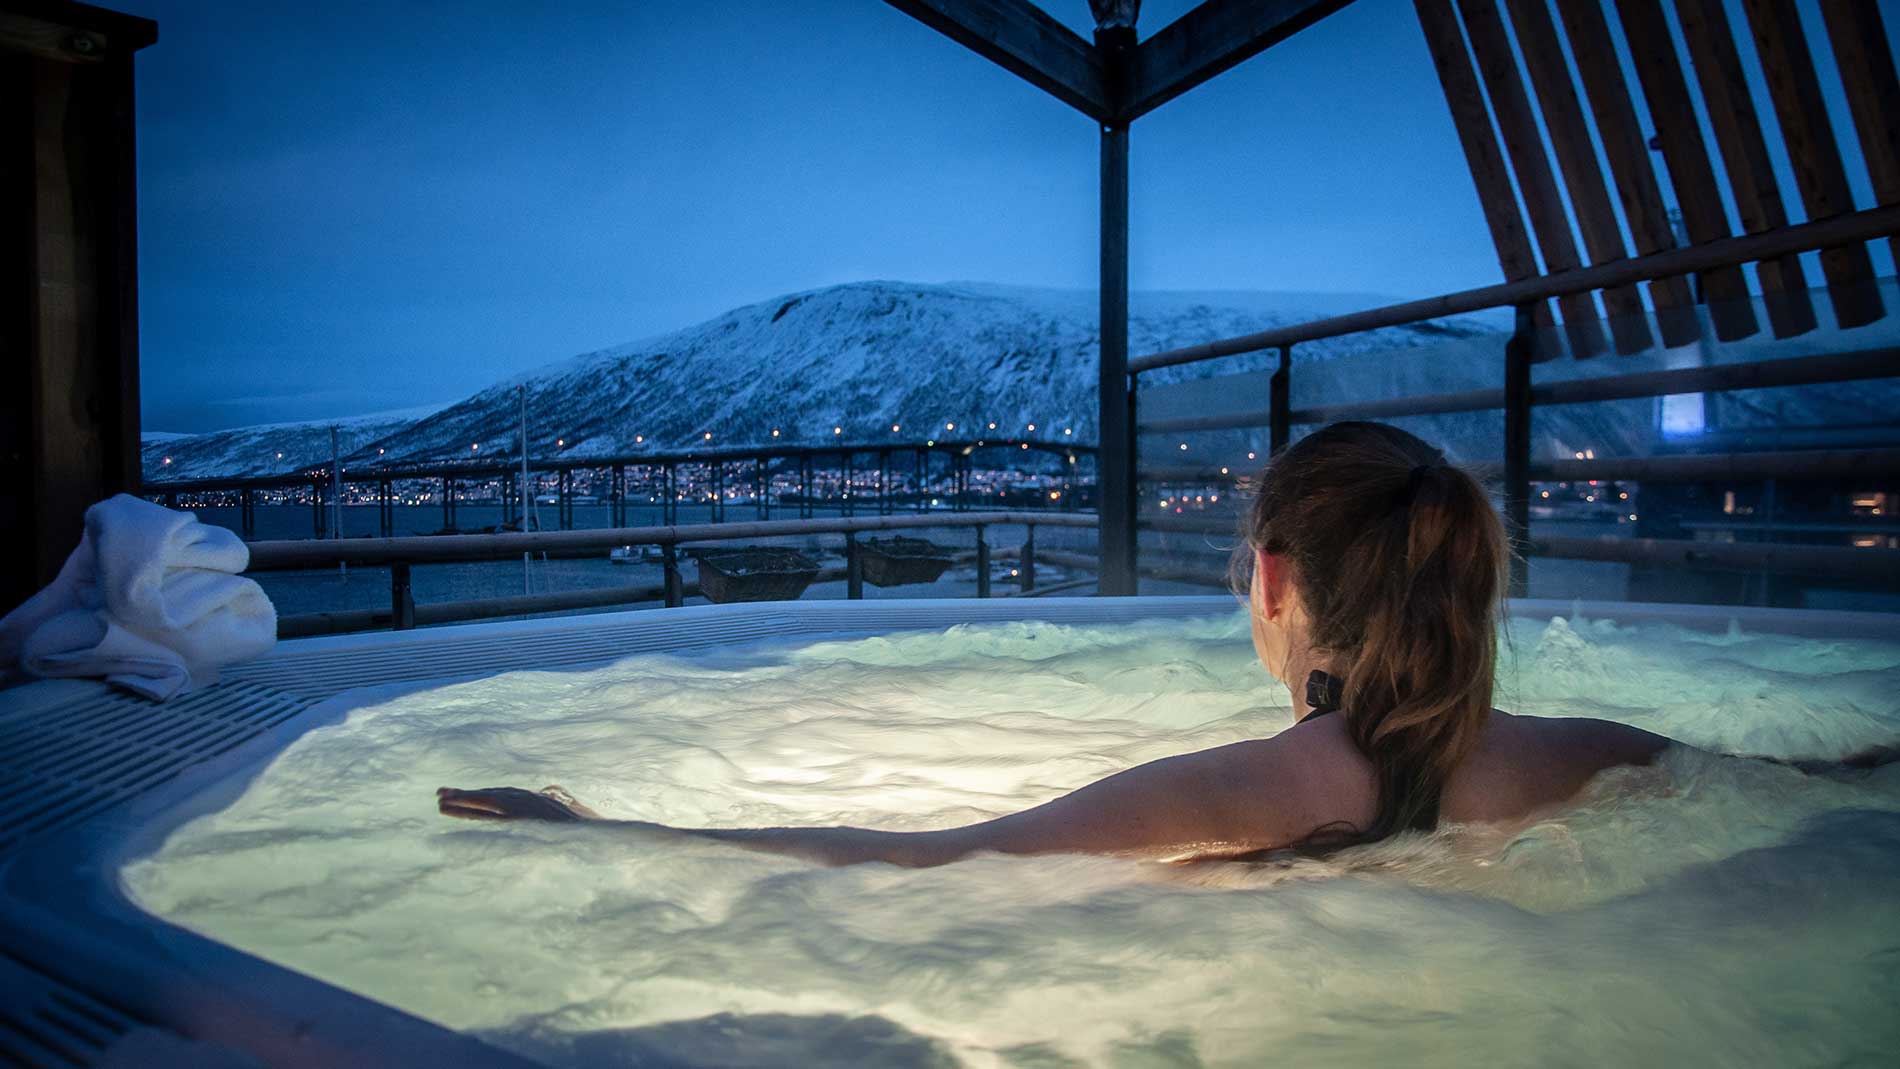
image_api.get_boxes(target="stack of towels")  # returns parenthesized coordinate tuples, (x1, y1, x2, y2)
(0, 495, 277, 701)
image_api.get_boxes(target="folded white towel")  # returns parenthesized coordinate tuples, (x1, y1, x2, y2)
(1, 495, 277, 700)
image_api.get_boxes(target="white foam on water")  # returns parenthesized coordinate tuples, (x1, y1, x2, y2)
(123, 612, 1900, 1067)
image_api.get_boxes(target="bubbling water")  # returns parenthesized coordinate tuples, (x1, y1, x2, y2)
(124, 612, 1900, 1067)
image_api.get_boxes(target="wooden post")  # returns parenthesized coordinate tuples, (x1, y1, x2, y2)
(975, 524, 991, 598)
(1098, 119, 1138, 596)
(845, 530, 863, 599)
(2, 4, 158, 613)
(1022, 523, 1036, 593)
(1269, 345, 1292, 455)
(662, 543, 683, 608)
(389, 561, 415, 630)
(1503, 304, 1535, 597)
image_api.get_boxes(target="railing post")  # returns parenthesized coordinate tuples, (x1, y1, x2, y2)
(845, 530, 863, 600)
(390, 561, 415, 630)
(1021, 523, 1036, 593)
(757, 457, 768, 520)
(1503, 303, 1535, 598)
(240, 488, 255, 540)
(879, 449, 890, 515)
(311, 480, 324, 538)
(379, 480, 393, 537)
(1270, 344, 1292, 456)
(662, 543, 683, 608)
(976, 524, 991, 598)
(664, 464, 677, 526)
(843, 452, 854, 517)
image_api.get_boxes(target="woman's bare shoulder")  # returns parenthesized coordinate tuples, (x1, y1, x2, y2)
(1443, 711, 1675, 822)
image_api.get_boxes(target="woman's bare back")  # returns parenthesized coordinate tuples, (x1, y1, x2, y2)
(1283, 709, 1673, 833)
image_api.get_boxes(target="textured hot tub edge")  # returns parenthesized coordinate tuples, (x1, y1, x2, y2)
(0, 595, 1892, 1068)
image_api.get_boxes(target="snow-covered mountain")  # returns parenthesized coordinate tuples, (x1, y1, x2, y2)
(141, 278, 1895, 483)
(141, 282, 1497, 480)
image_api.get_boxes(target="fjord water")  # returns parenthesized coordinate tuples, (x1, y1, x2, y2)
(124, 611, 1900, 1067)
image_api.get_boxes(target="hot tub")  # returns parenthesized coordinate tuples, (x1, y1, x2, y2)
(1, 597, 1896, 1067)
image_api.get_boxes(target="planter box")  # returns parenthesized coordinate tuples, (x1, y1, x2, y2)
(858, 536, 957, 587)
(690, 547, 821, 603)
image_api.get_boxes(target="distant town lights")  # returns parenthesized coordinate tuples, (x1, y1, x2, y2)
(833, 426, 843, 435)
(556, 439, 564, 447)
(1027, 423, 1037, 432)
(771, 429, 781, 437)
(635, 435, 644, 443)
(891, 423, 901, 433)
(275, 452, 284, 459)
(471, 443, 480, 452)
(1247, 452, 1257, 460)
(703, 432, 713, 441)
(988, 422, 997, 430)
(161, 457, 172, 465)
(946, 422, 956, 431)
(1178, 443, 1188, 451)
(1063, 428, 1072, 436)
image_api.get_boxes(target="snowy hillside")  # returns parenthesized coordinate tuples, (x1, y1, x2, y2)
(142, 281, 1495, 480)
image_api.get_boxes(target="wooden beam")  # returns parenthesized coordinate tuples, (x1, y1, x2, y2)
(881, 0, 1111, 121)
(1458, 0, 1609, 358)
(1674, 0, 1817, 338)
(1552, 0, 1698, 348)
(1413, 0, 1557, 351)
(1818, 0, 1900, 280)
(1097, 122, 1137, 595)
(1740, 0, 1884, 329)
(1503, 0, 1652, 354)
(1121, 0, 1353, 121)
(1613, 0, 1759, 341)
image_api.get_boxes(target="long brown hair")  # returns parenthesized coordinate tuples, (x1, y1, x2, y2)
(1237, 422, 1508, 842)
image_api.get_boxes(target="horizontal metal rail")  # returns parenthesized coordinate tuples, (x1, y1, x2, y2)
(246, 511, 1096, 571)
(1129, 202, 1900, 373)
(1137, 347, 1900, 435)
(1532, 534, 1900, 581)
(1133, 446, 1900, 486)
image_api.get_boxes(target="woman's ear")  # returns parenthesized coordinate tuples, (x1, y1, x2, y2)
(1255, 548, 1283, 621)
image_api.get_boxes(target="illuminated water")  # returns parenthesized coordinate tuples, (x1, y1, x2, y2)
(124, 611, 1900, 1067)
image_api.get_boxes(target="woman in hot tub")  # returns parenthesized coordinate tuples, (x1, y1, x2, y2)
(435, 422, 1710, 864)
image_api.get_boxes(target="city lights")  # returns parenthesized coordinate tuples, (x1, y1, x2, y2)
(946, 422, 956, 431)
(161, 457, 172, 465)
(635, 435, 644, 443)
(771, 429, 781, 437)
(471, 443, 480, 452)
(833, 426, 843, 435)
(704, 432, 713, 441)
(1027, 423, 1036, 432)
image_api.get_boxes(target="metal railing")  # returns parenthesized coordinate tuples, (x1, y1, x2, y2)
(249, 512, 1101, 638)
(1122, 202, 1900, 597)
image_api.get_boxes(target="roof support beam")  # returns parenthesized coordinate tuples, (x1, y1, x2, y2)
(1122, 0, 1353, 122)
(881, 0, 1112, 121)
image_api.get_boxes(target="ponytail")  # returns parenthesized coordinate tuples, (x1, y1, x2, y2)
(1240, 423, 1508, 841)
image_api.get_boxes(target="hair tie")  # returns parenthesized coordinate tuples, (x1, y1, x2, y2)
(1406, 463, 1438, 496)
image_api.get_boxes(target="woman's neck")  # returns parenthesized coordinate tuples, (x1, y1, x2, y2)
(1283, 647, 1342, 720)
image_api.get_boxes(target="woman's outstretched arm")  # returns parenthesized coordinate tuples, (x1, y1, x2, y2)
(437, 736, 1332, 868)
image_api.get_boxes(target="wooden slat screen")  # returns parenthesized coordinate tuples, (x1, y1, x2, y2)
(1415, 0, 1896, 358)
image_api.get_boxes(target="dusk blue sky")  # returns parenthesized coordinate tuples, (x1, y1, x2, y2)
(132, 0, 1894, 432)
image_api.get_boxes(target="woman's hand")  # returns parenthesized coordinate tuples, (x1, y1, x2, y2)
(436, 785, 597, 822)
